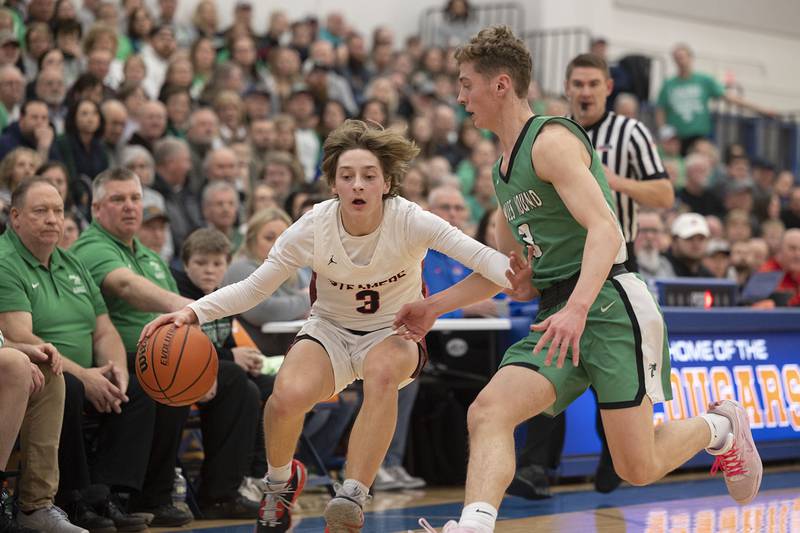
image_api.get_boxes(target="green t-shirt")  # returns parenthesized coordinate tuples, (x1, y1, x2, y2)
(0, 103, 9, 131)
(71, 221, 178, 353)
(0, 229, 107, 367)
(656, 73, 726, 139)
(493, 116, 618, 291)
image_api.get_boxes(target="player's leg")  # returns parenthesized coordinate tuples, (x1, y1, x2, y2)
(258, 339, 335, 533)
(592, 274, 711, 485)
(0, 347, 31, 469)
(596, 274, 761, 503)
(423, 311, 591, 533)
(324, 333, 418, 533)
(464, 366, 554, 508)
(600, 398, 710, 486)
(264, 339, 336, 468)
(344, 334, 418, 486)
(420, 366, 561, 533)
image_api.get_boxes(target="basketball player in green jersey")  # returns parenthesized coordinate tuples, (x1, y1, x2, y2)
(395, 26, 762, 533)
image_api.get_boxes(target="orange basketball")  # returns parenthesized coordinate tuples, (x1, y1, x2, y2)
(135, 323, 218, 407)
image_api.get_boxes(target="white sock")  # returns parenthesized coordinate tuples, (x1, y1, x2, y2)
(338, 478, 369, 506)
(459, 502, 497, 532)
(700, 413, 732, 450)
(265, 461, 292, 488)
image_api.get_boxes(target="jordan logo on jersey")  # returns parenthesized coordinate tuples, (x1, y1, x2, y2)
(328, 255, 337, 266)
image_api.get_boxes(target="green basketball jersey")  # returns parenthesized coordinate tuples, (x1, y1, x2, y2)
(493, 115, 623, 291)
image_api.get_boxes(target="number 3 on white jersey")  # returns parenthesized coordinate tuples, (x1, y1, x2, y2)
(517, 223, 543, 258)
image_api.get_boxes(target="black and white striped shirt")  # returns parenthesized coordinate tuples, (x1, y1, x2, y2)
(577, 112, 667, 242)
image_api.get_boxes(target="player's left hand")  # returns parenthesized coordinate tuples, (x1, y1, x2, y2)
(504, 246, 539, 301)
(531, 303, 588, 368)
(393, 300, 437, 342)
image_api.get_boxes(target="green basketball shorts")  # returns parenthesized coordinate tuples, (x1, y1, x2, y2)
(500, 272, 672, 415)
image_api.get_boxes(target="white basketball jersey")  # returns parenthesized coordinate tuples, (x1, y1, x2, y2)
(188, 196, 510, 331)
(310, 197, 427, 331)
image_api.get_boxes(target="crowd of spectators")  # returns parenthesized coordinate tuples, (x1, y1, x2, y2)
(0, 0, 798, 530)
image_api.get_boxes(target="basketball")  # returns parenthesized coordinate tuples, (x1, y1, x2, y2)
(135, 323, 218, 407)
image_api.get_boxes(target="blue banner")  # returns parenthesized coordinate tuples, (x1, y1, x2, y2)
(561, 309, 800, 468)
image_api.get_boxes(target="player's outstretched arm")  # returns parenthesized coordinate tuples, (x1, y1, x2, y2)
(393, 273, 503, 342)
(138, 307, 199, 344)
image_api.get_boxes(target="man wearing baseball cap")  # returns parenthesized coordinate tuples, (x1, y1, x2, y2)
(666, 213, 714, 277)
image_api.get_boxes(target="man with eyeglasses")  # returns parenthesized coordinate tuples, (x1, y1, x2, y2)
(424, 185, 500, 319)
(635, 210, 675, 281)
(0, 65, 24, 130)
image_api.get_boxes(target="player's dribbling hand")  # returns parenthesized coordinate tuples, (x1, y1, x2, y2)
(531, 304, 587, 368)
(504, 246, 539, 301)
(139, 307, 199, 345)
(393, 301, 437, 342)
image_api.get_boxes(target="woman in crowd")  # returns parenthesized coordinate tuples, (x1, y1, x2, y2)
(261, 151, 305, 208)
(54, 98, 109, 183)
(222, 207, 311, 354)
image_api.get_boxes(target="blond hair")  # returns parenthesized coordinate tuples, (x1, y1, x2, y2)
(454, 25, 531, 99)
(321, 120, 419, 198)
(238, 207, 297, 284)
(0, 147, 42, 192)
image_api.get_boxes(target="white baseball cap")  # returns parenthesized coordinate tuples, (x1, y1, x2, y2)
(671, 213, 710, 239)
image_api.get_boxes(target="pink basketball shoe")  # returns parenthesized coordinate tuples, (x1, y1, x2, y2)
(706, 400, 763, 505)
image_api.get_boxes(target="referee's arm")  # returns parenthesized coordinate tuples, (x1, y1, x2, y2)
(603, 166, 674, 209)
(604, 122, 674, 209)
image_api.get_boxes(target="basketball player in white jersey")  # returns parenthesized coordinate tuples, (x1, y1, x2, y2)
(141, 120, 521, 533)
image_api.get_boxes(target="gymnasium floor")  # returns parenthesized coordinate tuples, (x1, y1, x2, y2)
(152, 466, 800, 532)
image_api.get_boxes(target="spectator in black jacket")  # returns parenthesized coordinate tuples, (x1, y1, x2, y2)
(0, 99, 57, 161)
(54, 98, 110, 183)
(677, 153, 725, 218)
(171, 228, 263, 518)
(152, 137, 204, 257)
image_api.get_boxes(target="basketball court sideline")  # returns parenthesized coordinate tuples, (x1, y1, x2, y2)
(151, 466, 800, 532)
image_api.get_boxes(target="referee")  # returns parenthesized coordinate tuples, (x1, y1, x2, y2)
(507, 53, 674, 500)
(569, 53, 674, 270)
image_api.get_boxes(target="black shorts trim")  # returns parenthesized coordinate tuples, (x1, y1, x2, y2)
(293, 333, 427, 382)
(609, 277, 646, 408)
(344, 327, 375, 336)
(505, 361, 540, 373)
(293, 333, 327, 355)
(411, 341, 428, 380)
(597, 396, 646, 410)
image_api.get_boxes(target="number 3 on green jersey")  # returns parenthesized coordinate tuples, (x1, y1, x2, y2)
(517, 223, 542, 258)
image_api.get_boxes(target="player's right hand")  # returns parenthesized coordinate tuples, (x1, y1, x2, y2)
(393, 300, 437, 342)
(138, 307, 198, 345)
(504, 246, 539, 301)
